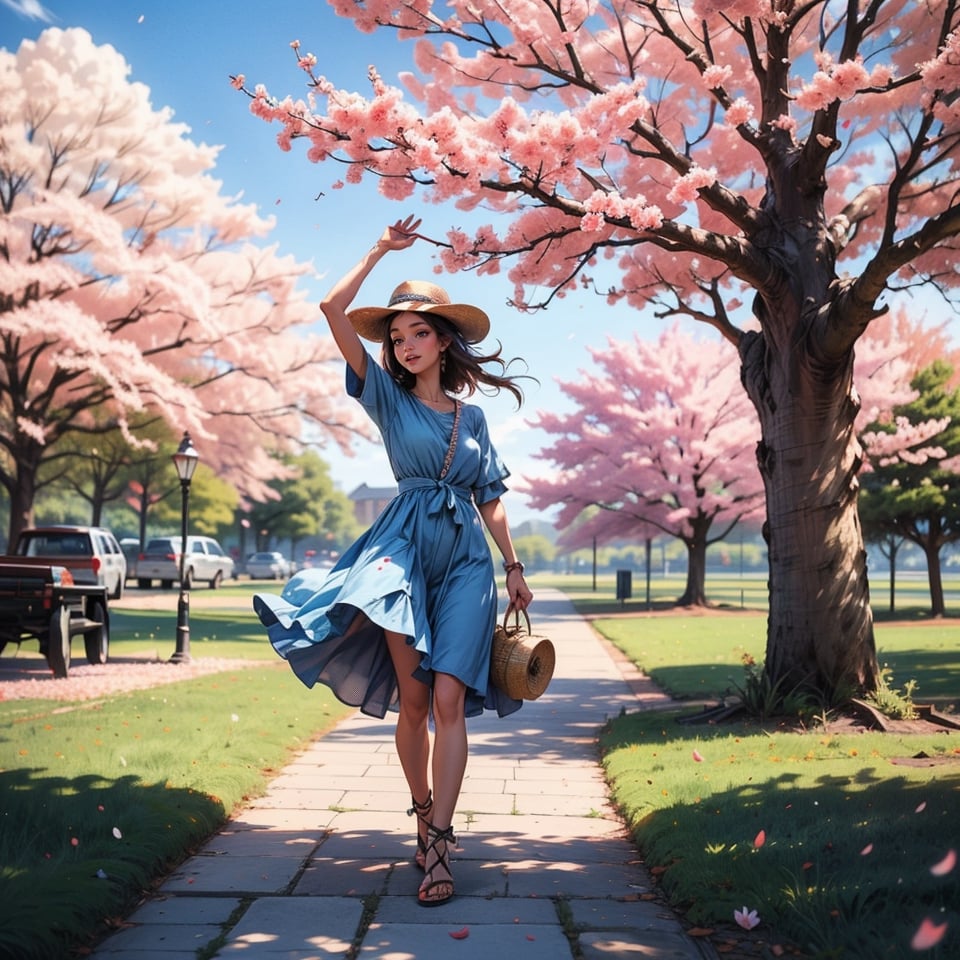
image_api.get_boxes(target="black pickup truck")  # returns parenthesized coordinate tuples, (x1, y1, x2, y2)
(0, 560, 110, 678)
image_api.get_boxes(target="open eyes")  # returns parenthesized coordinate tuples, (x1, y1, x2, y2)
(391, 329, 431, 347)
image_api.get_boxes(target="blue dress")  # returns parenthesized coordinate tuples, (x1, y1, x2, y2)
(253, 354, 522, 719)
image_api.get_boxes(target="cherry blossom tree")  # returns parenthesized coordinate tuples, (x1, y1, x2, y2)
(0, 27, 366, 546)
(860, 361, 960, 616)
(523, 326, 766, 605)
(238, 0, 960, 698)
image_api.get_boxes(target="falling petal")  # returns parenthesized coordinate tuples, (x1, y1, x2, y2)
(915, 802, 927, 813)
(931, 850, 956, 877)
(754, 830, 766, 849)
(449, 927, 469, 940)
(71, 838, 79, 847)
(692, 750, 704, 762)
(112, 827, 122, 840)
(910, 917, 948, 950)
(526, 934, 536, 941)
(96, 868, 108, 879)
(97, 805, 105, 812)
(861, 844, 873, 856)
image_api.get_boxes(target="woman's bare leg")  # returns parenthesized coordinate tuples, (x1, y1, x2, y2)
(418, 671, 466, 902)
(384, 631, 431, 847)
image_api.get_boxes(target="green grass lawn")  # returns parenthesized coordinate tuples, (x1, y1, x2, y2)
(600, 709, 959, 960)
(548, 574, 960, 960)
(3, 574, 958, 959)
(0, 586, 353, 960)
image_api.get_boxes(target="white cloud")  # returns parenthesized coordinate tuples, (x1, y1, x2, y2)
(1, 0, 53, 20)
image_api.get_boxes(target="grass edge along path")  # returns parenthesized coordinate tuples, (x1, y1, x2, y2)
(0, 665, 353, 960)
(586, 611, 959, 960)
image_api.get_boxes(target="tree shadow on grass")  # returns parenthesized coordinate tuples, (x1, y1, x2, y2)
(601, 712, 960, 960)
(0, 766, 225, 960)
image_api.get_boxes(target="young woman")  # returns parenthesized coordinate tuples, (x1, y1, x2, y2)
(253, 216, 533, 908)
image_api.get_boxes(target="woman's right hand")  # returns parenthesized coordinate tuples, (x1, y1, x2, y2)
(380, 215, 422, 251)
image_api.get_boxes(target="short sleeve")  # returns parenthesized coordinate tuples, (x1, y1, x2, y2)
(346, 352, 400, 433)
(469, 406, 510, 505)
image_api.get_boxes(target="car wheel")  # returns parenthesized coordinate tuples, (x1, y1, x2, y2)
(161, 579, 174, 590)
(138, 578, 152, 589)
(84, 599, 109, 664)
(209, 570, 223, 590)
(47, 605, 72, 679)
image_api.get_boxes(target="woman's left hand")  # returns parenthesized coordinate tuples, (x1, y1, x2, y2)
(506, 569, 533, 612)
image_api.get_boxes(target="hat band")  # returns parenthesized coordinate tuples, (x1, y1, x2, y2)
(388, 292, 443, 307)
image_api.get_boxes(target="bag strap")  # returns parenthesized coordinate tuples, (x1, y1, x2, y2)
(438, 400, 461, 481)
(502, 607, 532, 634)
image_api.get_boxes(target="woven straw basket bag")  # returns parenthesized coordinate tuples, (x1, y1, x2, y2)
(490, 609, 556, 700)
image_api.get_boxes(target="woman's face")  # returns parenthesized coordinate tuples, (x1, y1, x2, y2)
(388, 312, 448, 378)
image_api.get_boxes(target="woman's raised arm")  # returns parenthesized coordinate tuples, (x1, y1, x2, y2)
(320, 215, 422, 380)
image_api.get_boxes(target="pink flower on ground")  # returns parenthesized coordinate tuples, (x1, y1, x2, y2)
(734, 906, 760, 930)
(931, 849, 956, 876)
(911, 917, 948, 950)
(692, 749, 704, 762)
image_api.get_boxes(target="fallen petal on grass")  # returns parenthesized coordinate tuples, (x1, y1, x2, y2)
(911, 917, 948, 950)
(753, 830, 766, 849)
(930, 849, 956, 877)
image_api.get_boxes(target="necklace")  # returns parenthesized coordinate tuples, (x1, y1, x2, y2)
(412, 390, 448, 405)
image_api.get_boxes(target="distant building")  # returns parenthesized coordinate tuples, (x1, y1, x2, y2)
(349, 483, 397, 526)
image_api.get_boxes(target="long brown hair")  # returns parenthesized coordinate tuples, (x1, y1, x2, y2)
(380, 313, 532, 407)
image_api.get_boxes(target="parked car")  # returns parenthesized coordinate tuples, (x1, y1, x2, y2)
(136, 535, 234, 589)
(11, 525, 126, 600)
(120, 538, 140, 581)
(245, 551, 293, 580)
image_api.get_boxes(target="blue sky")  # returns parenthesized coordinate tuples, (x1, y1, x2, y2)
(0, 0, 684, 522)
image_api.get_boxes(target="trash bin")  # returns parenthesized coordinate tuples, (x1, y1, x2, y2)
(616, 569, 632, 602)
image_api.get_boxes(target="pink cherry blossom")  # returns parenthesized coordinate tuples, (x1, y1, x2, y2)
(930, 850, 956, 877)
(911, 917, 948, 950)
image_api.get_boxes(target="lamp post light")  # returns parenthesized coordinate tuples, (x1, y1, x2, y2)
(170, 431, 199, 664)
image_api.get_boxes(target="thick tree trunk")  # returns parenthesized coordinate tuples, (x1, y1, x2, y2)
(742, 328, 879, 699)
(8, 462, 38, 545)
(677, 516, 710, 606)
(922, 540, 945, 617)
(678, 534, 707, 606)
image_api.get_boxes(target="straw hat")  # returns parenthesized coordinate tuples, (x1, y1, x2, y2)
(347, 280, 490, 343)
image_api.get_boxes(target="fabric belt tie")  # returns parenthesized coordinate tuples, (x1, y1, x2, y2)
(398, 477, 471, 523)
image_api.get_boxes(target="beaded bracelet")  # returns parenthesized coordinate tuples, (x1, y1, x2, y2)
(503, 561, 525, 574)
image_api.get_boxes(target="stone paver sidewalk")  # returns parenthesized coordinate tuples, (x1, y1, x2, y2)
(91, 589, 715, 959)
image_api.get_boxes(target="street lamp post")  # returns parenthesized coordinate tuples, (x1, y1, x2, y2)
(170, 431, 199, 663)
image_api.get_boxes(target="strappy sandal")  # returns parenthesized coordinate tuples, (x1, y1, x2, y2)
(417, 822, 456, 907)
(406, 791, 433, 871)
